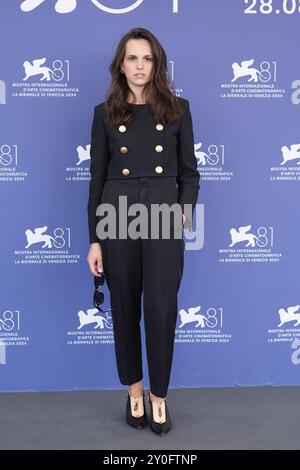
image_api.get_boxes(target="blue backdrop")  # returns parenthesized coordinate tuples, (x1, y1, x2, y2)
(1, 0, 300, 392)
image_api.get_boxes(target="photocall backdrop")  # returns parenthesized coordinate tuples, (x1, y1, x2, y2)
(1, 0, 300, 392)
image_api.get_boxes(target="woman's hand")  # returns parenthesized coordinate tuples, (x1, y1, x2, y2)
(87, 242, 103, 276)
(182, 213, 187, 226)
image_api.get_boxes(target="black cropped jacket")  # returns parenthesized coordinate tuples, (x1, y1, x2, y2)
(87, 96, 200, 244)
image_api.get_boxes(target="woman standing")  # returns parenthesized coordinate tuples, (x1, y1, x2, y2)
(87, 27, 200, 436)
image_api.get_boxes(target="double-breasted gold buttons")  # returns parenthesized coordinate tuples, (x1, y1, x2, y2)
(122, 168, 130, 176)
(155, 165, 163, 174)
(156, 123, 164, 131)
(155, 145, 163, 153)
(120, 146, 128, 154)
(118, 125, 127, 133)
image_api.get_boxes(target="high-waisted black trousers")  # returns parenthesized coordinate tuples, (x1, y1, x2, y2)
(99, 176, 184, 398)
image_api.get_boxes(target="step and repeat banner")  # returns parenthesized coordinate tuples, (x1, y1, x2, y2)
(1, 0, 300, 392)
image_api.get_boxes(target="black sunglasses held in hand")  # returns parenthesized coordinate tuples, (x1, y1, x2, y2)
(93, 272, 112, 313)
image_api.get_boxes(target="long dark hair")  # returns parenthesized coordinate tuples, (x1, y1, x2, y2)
(103, 27, 184, 126)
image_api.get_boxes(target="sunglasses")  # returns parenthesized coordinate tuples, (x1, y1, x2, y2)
(93, 272, 112, 313)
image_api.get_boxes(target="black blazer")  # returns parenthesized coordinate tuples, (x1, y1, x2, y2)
(87, 97, 200, 244)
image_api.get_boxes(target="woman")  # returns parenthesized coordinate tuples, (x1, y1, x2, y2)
(87, 27, 200, 436)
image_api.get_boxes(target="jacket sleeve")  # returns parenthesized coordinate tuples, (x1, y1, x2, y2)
(176, 99, 200, 228)
(87, 105, 110, 244)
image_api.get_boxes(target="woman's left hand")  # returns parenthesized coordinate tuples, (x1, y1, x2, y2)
(182, 213, 187, 226)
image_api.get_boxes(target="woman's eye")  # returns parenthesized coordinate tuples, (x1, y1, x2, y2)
(128, 57, 152, 61)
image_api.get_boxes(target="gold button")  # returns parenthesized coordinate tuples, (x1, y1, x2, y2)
(118, 125, 127, 133)
(156, 123, 164, 131)
(155, 145, 163, 153)
(155, 165, 163, 174)
(120, 146, 128, 154)
(122, 168, 130, 176)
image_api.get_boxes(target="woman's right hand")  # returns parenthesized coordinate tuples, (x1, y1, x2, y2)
(87, 242, 103, 276)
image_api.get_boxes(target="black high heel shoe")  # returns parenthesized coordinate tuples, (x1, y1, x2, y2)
(148, 391, 172, 436)
(126, 391, 148, 429)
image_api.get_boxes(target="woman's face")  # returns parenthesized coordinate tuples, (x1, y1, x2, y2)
(121, 38, 153, 91)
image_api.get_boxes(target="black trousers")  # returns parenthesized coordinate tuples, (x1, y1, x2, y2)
(99, 176, 185, 397)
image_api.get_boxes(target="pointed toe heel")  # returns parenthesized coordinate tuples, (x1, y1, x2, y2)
(126, 391, 148, 429)
(148, 391, 172, 436)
